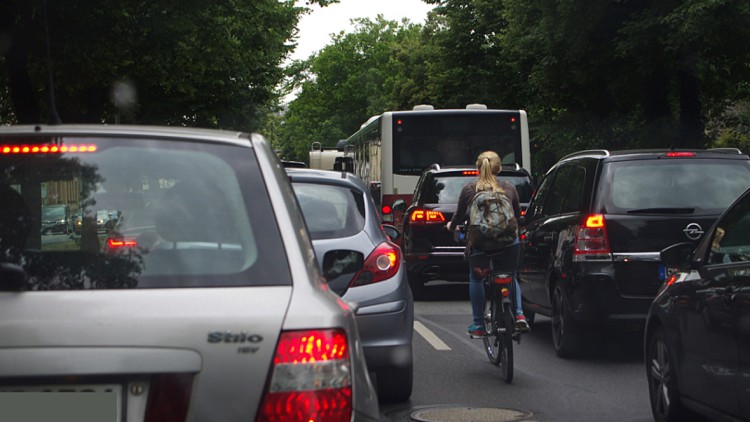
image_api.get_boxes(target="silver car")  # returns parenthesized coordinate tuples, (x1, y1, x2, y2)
(287, 168, 414, 403)
(0, 125, 380, 421)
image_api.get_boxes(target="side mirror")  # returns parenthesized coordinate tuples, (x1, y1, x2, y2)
(660, 242, 694, 270)
(392, 199, 407, 213)
(381, 224, 400, 242)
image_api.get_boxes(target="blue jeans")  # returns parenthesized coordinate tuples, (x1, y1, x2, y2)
(469, 241, 523, 326)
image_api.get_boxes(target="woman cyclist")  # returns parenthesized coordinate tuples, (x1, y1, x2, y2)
(446, 150, 530, 337)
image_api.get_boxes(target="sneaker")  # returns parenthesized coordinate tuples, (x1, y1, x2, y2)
(515, 314, 530, 333)
(467, 323, 488, 338)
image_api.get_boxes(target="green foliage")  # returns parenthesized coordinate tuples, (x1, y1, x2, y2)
(0, 0, 309, 130)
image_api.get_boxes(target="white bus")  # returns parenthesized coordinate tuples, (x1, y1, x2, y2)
(344, 104, 530, 224)
(308, 141, 351, 170)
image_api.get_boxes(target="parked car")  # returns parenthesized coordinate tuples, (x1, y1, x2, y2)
(286, 167, 414, 403)
(0, 125, 380, 421)
(645, 185, 750, 422)
(394, 163, 534, 293)
(519, 148, 750, 358)
(41, 204, 72, 234)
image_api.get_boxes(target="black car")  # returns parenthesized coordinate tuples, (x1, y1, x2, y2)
(645, 185, 750, 422)
(394, 164, 534, 293)
(41, 204, 73, 234)
(519, 148, 750, 358)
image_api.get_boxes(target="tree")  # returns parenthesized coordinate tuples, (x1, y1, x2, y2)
(278, 16, 425, 160)
(0, 0, 333, 130)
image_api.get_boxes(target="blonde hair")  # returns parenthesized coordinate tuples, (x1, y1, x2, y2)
(475, 151, 504, 193)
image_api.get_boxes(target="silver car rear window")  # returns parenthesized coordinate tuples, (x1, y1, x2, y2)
(0, 135, 290, 289)
(293, 183, 365, 240)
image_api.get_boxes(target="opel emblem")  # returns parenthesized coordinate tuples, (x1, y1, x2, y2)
(683, 223, 704, 240)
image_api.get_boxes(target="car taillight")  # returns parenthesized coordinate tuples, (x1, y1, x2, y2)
(350, 241, 401, 287)
(665, 151, 696, 157)
(256, 329, 352, 422)
(572, 214, 612, 261)
(106, 237, 138, 249)
(409, 208, 446, 224)
(144, 374, 193, 422)
(382, 204, 392, 215)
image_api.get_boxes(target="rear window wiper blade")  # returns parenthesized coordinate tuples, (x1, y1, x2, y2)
(626, 207, 695, 214)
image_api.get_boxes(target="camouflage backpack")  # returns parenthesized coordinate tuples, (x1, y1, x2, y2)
(467, 189, 518, 251)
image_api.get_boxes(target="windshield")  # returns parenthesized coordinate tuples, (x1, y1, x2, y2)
(0, 135, 289, 290)
(394, 113, 523, 174)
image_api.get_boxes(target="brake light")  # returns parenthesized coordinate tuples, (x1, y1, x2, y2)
(382, 204, 392, 215)
(573, 214, 612, 261)
(350, 241, 401, 286)
(493, 275, 513, 285)
(665, 151, 695, 157)
(144, 374, 193, 422)
(256, 329, 352, 422)
(106, 237, 137, 249)
(409, 209, 446, 224)
(462, 170, 479, 175)
(1, 144, 97, 154)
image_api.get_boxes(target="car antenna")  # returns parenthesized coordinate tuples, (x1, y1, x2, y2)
(43, 0, 62, 125)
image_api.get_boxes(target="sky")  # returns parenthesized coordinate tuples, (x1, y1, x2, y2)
(290, 0, 435, 62)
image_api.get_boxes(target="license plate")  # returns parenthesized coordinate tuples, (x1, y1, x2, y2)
(0, 384, 121, 422)
(658, 264, 677, 281)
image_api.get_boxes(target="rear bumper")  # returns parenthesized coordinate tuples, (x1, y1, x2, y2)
(565, 263, 656, 327)
(355, 298, 413, 370)
(405, 251, 468, 282)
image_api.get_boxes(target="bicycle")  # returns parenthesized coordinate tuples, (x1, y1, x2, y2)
(457, 226, 522, 383)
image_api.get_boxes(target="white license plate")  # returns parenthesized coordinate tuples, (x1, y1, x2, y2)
(0, 384, 121, 422)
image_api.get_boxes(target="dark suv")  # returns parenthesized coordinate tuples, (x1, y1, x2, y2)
(519, 148, 750, 358)
(395, 164, 534, 293)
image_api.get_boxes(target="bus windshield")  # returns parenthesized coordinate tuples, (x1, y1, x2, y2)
(393, 112, 523, 175)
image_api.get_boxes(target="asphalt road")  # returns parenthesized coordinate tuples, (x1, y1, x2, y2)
(380, 281, 653, 422)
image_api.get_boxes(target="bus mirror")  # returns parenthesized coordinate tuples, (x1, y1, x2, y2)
(392, 199, 406, 212)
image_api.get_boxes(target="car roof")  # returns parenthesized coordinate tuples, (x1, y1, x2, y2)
(285, 168, 366, 190)
(422, 163, 531, 177)
(558, 148, 749, 163)
(0, 124, 254, 148)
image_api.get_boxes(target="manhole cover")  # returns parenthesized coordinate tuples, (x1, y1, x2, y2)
(411, 406, 534, 422)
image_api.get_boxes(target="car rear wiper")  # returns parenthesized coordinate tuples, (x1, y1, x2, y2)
(626, 207, 695, 214)
(0, 262, 28, 291)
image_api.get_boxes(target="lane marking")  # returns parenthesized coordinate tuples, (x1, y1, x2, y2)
(414, 320, 452, 351)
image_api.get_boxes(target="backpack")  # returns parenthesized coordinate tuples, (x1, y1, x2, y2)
(467, 188, 518, 251)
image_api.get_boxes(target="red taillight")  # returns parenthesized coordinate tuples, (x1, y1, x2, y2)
(493, 275, 513, 285)
(106, 237, 137, 249)
(665, 151, 695, 157)
(382, 204, 392, 215)
(144, 374, 193, 422)
(0, 144, 97, 154)
(462, 170, 479, 175)
(256, 329, 352, 422)
(409, 209, 446, 224)
(573, 214, 612, 260)
(350, 241, 401, 286)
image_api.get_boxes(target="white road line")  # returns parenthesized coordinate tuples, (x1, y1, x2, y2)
(414, 320, 452, 351)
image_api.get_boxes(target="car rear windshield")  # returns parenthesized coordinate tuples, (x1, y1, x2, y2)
(425, 174, 533, 204)
(602, 158, 750, 214)
(292, 183, 366, 240)
(0, 135, 290, 290)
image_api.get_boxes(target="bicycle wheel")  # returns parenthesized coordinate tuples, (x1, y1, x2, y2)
(482, 293, 501, 366)
(498, 301, 514, 383)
